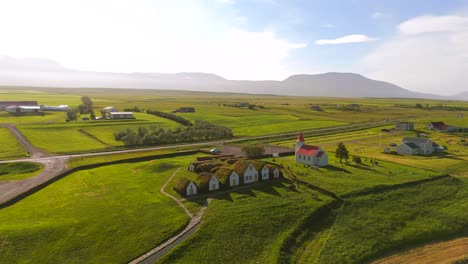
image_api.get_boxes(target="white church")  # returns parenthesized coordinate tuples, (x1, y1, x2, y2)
(295, 132, 328, 167)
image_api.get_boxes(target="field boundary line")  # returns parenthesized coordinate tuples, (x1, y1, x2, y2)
(313, 201, 346, 264)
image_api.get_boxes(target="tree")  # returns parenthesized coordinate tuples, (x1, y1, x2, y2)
(78, 96, 94, 114)
(66, 108, 78, 121)
(242, 145, 265, 159)
(335, 142, 349, 164)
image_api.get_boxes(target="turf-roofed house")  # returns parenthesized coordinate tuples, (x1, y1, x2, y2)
(295, 132, 328, 166)
(174, 155, 282, 196)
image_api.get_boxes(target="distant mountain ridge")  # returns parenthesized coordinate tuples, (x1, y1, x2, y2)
(0, 56, 461, 100)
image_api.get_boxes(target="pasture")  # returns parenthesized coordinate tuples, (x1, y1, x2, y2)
(294, 176, 468, 264)
(0, 127, 28, 160)
(274, 156, 440, 196)
(0, 87, 467, 155)
(159, 180, 333, 264)
(0, 155, 199, 263)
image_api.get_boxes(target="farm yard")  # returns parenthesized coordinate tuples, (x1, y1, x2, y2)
(0, 86, 467, 264)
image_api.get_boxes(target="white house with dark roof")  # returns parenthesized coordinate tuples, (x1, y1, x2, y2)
(396, 137, 435, 155)
(261, 165, 269, 180)
(229, 171, 240, 187)
(295, 132, 328, 166)
(186, 181, 197, 196)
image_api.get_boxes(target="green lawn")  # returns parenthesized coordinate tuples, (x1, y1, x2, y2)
(0, 162, 43, 181)
(159, 181, 333, 264)
(271, 155, 440, 196)
(0, 155, 198, 263)
(0, 127, 28, 160)
(19, 126, 111, 153)
(305, 176, 468, 264)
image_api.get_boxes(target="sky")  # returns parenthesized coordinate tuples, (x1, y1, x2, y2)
(0, 0, 467, 95)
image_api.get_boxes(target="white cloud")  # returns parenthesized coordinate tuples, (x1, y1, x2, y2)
(0, 0, 305, 80)
(215, 0, 235, 4)
(321, 23, 335, 28)
(315, 34, 377, 45)
(371, 12, 383, 19)
(399, 15, 468, 35)
(361, 15, 468, 95)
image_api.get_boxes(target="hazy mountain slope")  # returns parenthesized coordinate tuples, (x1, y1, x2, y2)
(0, 56, 450, 99)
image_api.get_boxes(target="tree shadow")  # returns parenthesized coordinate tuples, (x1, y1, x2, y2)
(347, 163, 376, 172)
(324, 164, 352, 174)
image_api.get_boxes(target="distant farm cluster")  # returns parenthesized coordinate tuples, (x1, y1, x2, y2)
(173, 155, 283, 196)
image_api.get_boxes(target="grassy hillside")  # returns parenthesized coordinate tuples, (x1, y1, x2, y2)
(293, 176, 468, 264)
(0, 155, 199, 263)
(159, 181, 334, 264)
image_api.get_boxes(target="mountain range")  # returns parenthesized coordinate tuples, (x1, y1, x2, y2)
(0, 56, 466, 100)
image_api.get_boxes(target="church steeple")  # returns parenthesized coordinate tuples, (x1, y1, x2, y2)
(297, 132, 304, 143)
(295, 132, 305, 152)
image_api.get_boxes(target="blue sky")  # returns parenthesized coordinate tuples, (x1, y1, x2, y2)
(0, 0, 467, 94)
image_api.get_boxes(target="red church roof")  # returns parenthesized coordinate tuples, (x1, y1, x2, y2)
(297, 132, 304, 142)
(296, 145, 321, 156)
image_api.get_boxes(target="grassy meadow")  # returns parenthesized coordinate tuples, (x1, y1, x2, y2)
(293, 176, 468, 264)
(0, 127, 28, 160)
(0, 162, 43, 181)
(159, 180, 334, 264)
(273, 156, 441, 196)
(1, 87, 466, 155)
(0, 155, 200, 264)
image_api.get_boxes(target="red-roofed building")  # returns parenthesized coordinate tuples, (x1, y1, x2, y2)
(295, 132, 328, 166)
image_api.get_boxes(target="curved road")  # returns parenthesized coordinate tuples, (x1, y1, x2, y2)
(129, 168, 207, 264)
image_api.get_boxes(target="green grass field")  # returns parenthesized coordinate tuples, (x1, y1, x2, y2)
(0, 155, 199, 263)
(297, 176, 468, 264)
(270, 152, 440, 196)
(159, 180, 334, 264)
(0, 127, 28, 160)
(0, 162, 43, 181)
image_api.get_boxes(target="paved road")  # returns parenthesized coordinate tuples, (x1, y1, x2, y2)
(0, 123, 48, 158)
(0, 157, 67, 205)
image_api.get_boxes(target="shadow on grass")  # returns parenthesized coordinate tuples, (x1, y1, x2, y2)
(325, 164, 352, 174)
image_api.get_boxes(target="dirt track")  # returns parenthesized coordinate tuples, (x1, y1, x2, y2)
(372, 237, 468, 264)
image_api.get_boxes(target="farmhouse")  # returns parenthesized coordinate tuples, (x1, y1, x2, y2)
(178, 157, 282, 196)
(295, 132, 328, 166)
(102, 106, 119, 113)
(395, 122, 414, 131)
(186, 181, 198, 196)
(0, 101, 37, 110)
(426, 122, 456, 132)
(108, 112, 134, 119)
(396, 137, 436, 155)
(5, 105, 42, 114)
(40, 105, 69, 111)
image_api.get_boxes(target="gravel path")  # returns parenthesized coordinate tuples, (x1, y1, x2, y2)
(372, 237, 468, 264)
(129, 168, 207, 264)
(0, 123, 48, 158)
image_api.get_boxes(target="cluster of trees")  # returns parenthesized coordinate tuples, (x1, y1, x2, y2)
(146, 109, 193, 126)
(335, 142, 349, 163)
(124, 106, 144, 112)
(114, 120, 233, 146)
(242, 144, 265, 158)
(66, 96, 95, 121)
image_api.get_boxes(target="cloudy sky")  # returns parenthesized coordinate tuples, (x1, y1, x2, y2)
(0, 0, 467, 95)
